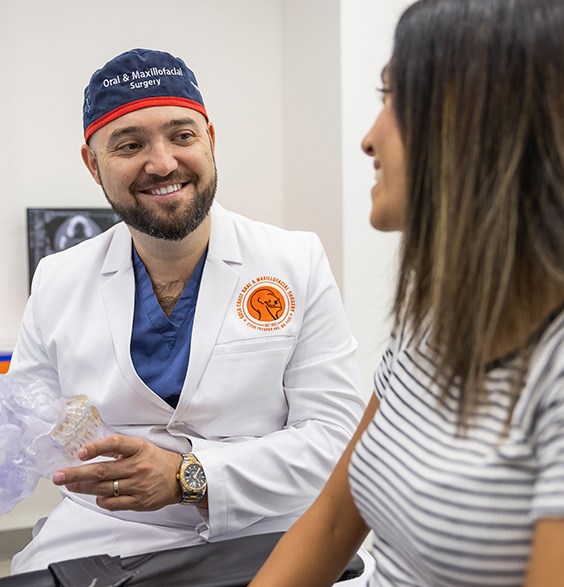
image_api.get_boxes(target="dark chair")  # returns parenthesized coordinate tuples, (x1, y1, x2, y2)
(0, 531, 365, 586)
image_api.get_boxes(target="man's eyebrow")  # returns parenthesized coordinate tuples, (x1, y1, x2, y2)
(107, 126, 144, 144)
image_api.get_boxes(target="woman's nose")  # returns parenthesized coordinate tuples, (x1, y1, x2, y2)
(361, 124, 375, 156)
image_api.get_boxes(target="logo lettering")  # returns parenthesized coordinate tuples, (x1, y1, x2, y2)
(236, 277, 295, 332)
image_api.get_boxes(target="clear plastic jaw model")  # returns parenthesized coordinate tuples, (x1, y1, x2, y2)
(50, 395, 110, 459)
(0, 375, 112, 514)
(28, 393, 114, 477)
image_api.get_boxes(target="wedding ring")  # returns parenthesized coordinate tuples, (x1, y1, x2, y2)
(113, 480, 120, 497)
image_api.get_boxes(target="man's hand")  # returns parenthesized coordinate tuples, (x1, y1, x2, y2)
(52, 434, 183, 512)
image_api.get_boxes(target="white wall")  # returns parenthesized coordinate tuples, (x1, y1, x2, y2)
(0, 0, 412, 534)
(282, 0, 413, 395)
(281, 0, 344, 280)
(341, 0, 413, 392)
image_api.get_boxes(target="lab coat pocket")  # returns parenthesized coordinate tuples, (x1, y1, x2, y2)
(211, 336, 296, 355)
(188, 336, 296, 438)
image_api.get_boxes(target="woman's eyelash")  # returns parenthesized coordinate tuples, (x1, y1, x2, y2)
(376, 86, 391, 103)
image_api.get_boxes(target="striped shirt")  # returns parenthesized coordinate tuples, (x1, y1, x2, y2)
(349, 310, 564, 586)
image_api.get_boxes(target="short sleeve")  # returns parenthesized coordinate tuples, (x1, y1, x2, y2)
(530, 338, 564, 519)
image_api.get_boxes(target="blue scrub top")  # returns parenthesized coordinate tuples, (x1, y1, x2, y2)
(130, 246, 207, 408)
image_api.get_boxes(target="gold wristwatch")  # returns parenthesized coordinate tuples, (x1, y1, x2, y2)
(177, 453, 207, 504)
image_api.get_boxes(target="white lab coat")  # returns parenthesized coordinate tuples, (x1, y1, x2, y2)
(10, 202, 366, 574)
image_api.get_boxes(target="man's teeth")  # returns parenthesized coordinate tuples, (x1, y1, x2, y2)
(375, 169, 383, 184)
(149, 183, 182, 196)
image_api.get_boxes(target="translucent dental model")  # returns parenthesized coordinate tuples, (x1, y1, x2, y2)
(0, 375, 112, 514)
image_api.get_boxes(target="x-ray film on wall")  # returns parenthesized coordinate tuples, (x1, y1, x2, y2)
(27, 208, 121, 289)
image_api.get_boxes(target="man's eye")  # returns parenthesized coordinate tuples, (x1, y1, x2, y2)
(111, 142, 141, 153)
(120, 142, 141, 151)
(176, 131, 195, 141)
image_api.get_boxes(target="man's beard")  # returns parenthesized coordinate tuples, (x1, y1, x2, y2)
(101, 166, 218, 241)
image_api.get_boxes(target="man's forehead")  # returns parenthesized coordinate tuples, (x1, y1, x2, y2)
(91, 105, 208, 142)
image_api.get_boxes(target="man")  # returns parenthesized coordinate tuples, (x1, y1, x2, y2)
(9, 48, 365, 574)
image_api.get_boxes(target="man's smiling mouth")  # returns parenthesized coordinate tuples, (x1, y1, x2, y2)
(143, 183, 185, 196)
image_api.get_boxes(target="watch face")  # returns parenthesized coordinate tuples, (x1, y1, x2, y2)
(183, 463, 206, 490)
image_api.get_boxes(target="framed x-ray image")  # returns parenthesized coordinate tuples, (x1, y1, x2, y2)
(27, 208, 121, 289)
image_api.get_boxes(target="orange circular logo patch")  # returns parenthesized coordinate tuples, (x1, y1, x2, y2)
(237, 277, 295, 331)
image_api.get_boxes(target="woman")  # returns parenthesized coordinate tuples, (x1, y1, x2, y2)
(250, 0, 564, 585)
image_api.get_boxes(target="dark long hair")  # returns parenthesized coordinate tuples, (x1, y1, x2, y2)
(390, 0, 564, 427)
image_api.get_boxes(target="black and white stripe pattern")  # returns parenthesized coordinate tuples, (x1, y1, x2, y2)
(349, 312, 564, 586)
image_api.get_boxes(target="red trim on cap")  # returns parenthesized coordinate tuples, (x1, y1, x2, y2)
(84, 96, 209, 141)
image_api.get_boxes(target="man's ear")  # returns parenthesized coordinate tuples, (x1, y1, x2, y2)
(207, 122, 216, 151)
(81, 144, 101, 185)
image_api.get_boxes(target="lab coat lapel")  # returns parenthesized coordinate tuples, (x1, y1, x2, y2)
(99, 223, 162, 405)
(176, 204, 242, 413)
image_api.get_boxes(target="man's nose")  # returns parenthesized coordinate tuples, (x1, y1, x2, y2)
(144, 143, 178, 176)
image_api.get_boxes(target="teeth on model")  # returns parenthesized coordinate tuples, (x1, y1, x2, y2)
(151, 183, 182, 195)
